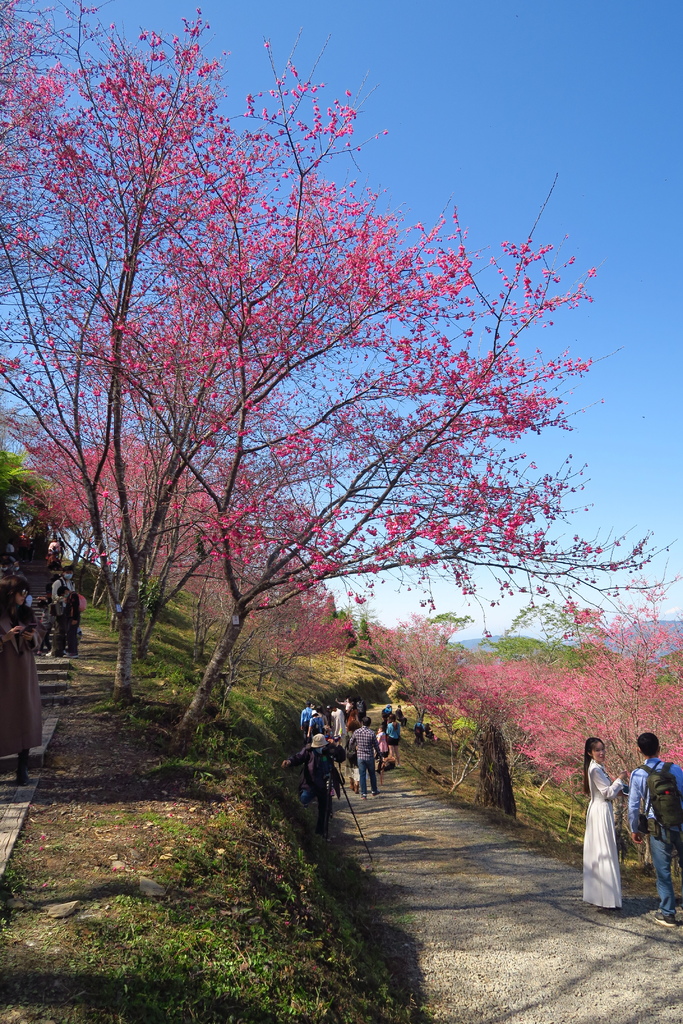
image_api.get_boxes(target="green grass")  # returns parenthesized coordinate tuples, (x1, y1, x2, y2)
(7, 584, 428, 1024)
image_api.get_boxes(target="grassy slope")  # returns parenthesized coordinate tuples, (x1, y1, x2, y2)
(0, 595, 428, 1024)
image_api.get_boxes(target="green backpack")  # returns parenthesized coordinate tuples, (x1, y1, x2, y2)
(643, 762, 683, 828)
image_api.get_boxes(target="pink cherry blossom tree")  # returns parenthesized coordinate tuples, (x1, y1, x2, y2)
(0, 11, 653, 733)
(369, 613, 472, 722)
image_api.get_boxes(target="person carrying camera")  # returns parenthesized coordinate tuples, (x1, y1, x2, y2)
(282, 734, 346, 836)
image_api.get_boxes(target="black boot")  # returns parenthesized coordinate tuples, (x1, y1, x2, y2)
(16, 749, 30, 786)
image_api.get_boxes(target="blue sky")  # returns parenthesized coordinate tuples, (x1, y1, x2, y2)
(109, 0, 682, 634)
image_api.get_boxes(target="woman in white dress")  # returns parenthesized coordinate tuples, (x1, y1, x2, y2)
(583, 736, 629, 908)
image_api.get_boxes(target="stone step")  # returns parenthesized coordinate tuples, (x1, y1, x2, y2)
(37, 670, 70, 682)
(40, 694, 69, 707)
(35, 659, 72, 673)
(0, 716, 59, 774)
(39, 681, 68, 694)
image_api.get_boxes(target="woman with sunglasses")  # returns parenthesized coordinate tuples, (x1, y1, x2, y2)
(0, 575, 46, 786)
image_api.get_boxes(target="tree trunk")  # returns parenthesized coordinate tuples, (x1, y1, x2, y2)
(174, 611, 246, 752)
(92, 568, 107, 608)
(113, 599, 136, 703)
(475, 720, 516, 817)
(134, 602, 145, 660)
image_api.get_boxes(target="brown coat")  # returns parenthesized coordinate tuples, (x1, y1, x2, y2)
(0, 613, 45, 757)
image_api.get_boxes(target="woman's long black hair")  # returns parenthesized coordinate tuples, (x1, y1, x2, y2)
(583, 736, 604, 796)
(0, 575, 34, 625)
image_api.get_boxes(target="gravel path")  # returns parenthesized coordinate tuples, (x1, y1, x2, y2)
(332, 764, 683, 1024)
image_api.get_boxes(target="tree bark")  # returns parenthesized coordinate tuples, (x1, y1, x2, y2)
(475, 720, 516, 816)
(174, 610, 246, 751)
(113, 598, 136, 703)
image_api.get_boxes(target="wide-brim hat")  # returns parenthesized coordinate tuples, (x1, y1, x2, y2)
(311, 734, 327, 749)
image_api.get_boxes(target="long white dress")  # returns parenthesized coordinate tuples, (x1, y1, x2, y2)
(583, 760, 625, 907)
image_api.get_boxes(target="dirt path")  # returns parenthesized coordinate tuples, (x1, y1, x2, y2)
(332, 757, 683, 1024)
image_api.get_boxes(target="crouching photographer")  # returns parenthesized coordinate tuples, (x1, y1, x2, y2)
(282, 733, 346, 838)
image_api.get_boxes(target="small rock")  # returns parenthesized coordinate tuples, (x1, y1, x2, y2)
(140, 877, 166, 897)
(46, 900, 80, 919)
(110, 860, 126, 871)
(7, 897, 29, 909)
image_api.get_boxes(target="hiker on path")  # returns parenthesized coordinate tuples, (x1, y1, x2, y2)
(282, 733, 346, 836)
(307, 707, 326, 738)
(346, 718, 361, 793)
(377, 720, 390, 759)
(50, 564, 75, 658)
(354, 717, 382, 799)
(386, 713, 402, 766)
(628, 731, 683, 927)
(582, 736, 629, 910)
(335, 696, 354, 719)
(0, 576, 46, 785)
(300, 701, 315, 741)
(331, 705, 346, 743)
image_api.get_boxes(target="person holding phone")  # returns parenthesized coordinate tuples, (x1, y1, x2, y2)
(582, 736, 629, 910)
(0, 575, 46, 785)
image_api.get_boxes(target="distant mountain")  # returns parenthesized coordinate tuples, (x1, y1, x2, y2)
(457, 636, 504, 651)
(457, 621, 683, 655)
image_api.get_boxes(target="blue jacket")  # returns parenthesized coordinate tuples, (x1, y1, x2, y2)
(628, 757, 683, 833)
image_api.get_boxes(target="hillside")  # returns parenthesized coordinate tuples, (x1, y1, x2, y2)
(0, 600, 427, 1024)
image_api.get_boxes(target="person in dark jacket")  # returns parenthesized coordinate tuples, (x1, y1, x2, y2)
(0, 575, 46, 784)
(282, 734, 346, 836)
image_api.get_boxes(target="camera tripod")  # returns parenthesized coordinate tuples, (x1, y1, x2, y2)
(323, 770, 373, 863)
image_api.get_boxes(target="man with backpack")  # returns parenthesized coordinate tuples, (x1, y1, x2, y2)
(628, 731, 683, 927)
(307, 707, 326, 739)
(300, 700, 315, 741)
(282, 734, 346, 837)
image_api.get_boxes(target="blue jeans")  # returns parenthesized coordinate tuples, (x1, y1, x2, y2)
(358, 758, 378, 797)
(649, 828, 683, 916)
(300, 786, 329, 835)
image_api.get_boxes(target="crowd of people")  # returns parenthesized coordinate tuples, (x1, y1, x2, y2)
(286, 697, 683, 929)
(283, 696, 439, 837)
